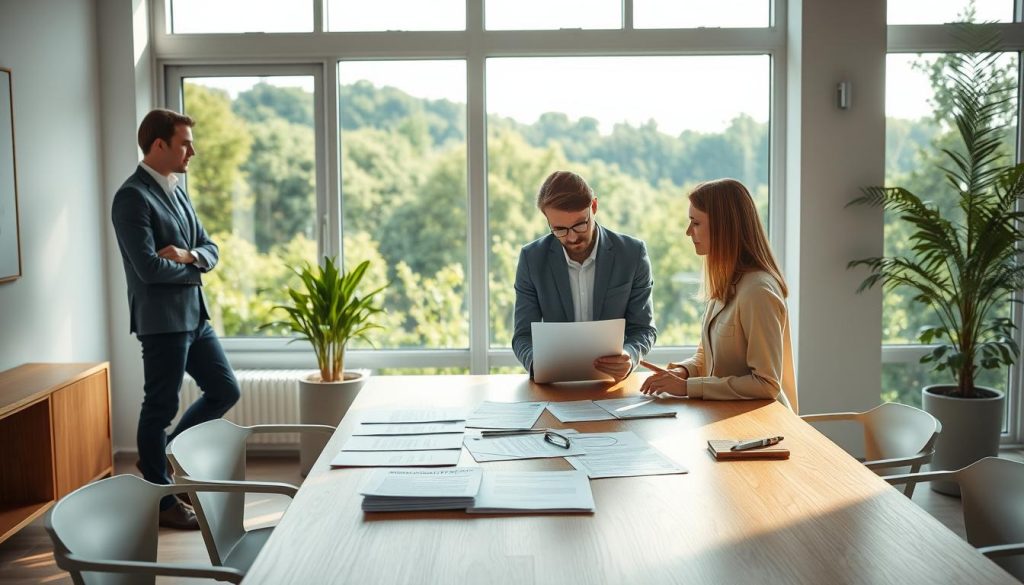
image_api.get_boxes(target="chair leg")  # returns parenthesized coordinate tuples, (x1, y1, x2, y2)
(903, 464, 920, 498)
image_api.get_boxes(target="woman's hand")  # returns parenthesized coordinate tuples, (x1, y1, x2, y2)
(640, 369, 688, 396)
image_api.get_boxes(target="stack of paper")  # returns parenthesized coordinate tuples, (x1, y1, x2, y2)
(360, 467, 483, 512)
(331, 408, 468, 468)
(467, 470, 595, 514)
(546, 397, 677, 422)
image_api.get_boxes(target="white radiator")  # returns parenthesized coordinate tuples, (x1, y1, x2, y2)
(175, 369, 315, 447)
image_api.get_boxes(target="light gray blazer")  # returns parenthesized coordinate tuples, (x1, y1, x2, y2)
(512, 224, 657, 375)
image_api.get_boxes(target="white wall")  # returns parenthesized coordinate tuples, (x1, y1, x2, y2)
(787, 0, 886, 450)
(0, 1, 109, 371)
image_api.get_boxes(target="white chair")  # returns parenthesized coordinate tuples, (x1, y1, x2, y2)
(167, 419, 335, 575)
(45, 474, 245, 584)
(801, 402, 941, 497)
(886, 457, 1024, 580)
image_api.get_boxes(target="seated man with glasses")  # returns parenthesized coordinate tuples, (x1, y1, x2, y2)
(513, 170, 657, 381)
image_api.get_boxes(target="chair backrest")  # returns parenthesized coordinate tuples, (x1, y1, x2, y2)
(860, 402, 941, 463)
(956, 457, 1024, 580)
(167, 419, 253, 565)
(46, 475, 161, 585)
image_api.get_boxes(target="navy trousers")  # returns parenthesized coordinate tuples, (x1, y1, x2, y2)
(136, 321, 240, 509)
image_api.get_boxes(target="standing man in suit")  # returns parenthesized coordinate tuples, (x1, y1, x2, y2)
(112, 109, 240, 529)
(513, 170, 657, 381)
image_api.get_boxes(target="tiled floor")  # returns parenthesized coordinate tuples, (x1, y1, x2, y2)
(0, 450, 1020, 584)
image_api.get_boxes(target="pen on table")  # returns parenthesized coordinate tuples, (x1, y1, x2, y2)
(639, 360, 688, 382)
(730, 436, 784, 451)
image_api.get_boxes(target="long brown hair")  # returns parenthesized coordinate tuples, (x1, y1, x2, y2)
(689, 178, 787, 302)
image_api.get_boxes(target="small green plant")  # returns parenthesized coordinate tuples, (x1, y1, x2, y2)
(264, 257, 385, 382)
(849, 27, 1023, 398)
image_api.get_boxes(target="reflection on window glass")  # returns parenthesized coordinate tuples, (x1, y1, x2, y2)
(883, 53, 1018, 344)
(486, 0, 620, 30)
(887, 0, 1011, 24)
(182, 76, 317, 336)
(327, 0, 464, 31)
(634, 0, 769, 29)
(339, 61, 468, 350)
(171, 0, 313, 33)
(883, 361, 1008, 432)
(486, 56, 770, 348)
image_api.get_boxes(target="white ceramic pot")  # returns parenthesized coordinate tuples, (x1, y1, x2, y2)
(299, 370, 369, 476)
(922, 384, 1004, 496)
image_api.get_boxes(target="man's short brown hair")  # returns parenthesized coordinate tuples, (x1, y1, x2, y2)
(536, 170, 594, 211)
(138, 109, 195, 154)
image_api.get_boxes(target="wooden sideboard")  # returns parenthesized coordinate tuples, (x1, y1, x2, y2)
(0, 362, 112, 545)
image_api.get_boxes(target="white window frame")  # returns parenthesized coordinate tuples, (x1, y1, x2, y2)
(150, 0, 787, 375)
(886, 13, 1024, 444)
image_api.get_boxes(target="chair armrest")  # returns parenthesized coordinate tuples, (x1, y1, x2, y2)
(978, 543, 1024, 559)
(175, 479, 299, 498)
(60, 553, 243, 583)
(863, 451, 934, 471)
(800, 412, 860, 423)
(883, 469, 958, 486)
(250, 424, 336, 436)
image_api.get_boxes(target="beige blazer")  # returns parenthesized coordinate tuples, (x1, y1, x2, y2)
(670, 270, 798, 413)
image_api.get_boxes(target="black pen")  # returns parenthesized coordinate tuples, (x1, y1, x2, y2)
(731, 436, 784, 451)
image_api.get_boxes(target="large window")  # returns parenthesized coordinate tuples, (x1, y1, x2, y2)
(154, 1, 783, 373)
(485, 56, 770, 348)
(174, 72, 320, 337)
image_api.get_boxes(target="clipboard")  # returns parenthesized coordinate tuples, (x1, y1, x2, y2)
(707, 439, 790, 460)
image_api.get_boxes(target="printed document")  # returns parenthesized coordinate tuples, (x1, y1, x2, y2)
(531, 319, 625, 383)
(331, 449, 462, 468)
(566, 431, 687, 479)
(352, 421, 467, 436)
(466, 401, 547, 429)
(468, 470, 595, 513)
(464, 430, 584, 462)
(593, 397, 677, 419)
(545, 400, 617, 422)
(341, 434, 465, 452)
(359, 408, 468, 424)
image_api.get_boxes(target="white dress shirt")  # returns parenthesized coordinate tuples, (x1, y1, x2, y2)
(138, 162, 205, 268)
(561, 228, 600, 322)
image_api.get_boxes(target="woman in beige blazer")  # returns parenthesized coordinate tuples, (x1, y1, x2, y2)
(640, 179, 797, 412)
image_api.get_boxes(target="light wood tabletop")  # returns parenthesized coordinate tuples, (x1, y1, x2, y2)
(242, 374, 1017, 584)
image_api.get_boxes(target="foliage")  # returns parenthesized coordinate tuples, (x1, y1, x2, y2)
(850, 27, 1024, 398)
(263, 258, 386, 381)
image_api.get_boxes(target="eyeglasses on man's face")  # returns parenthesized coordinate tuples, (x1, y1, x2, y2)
(550, 213, 592, 238)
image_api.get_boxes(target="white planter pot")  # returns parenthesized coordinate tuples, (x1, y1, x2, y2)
(922, 384, 1004, 497)
(299, 370, 369, 476)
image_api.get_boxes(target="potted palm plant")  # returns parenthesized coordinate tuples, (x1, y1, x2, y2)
(849, 30, 1022, 495)
(264, 257, 385, 475)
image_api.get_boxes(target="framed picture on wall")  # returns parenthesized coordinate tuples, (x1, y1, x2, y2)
(0, 67, 21, 284)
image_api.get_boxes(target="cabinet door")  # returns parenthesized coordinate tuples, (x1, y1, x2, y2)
(52, 370, 112, 498)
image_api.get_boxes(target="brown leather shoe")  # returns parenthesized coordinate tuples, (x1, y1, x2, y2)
(158, 501, 200, 530)
(135, 459, 193, 506)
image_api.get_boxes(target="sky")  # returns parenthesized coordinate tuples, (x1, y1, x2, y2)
(175, 0, 1013, 134)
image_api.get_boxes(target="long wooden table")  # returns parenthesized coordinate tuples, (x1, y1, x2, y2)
(243, 374, 1016, 584)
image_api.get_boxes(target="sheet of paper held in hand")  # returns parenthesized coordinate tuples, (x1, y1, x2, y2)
(530, 318, 625, 383)
(566, 431, 688, 479)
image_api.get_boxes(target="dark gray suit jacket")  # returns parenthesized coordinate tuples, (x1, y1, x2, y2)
(112, 166, 218, 335)
(512, 224, 657, 375)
